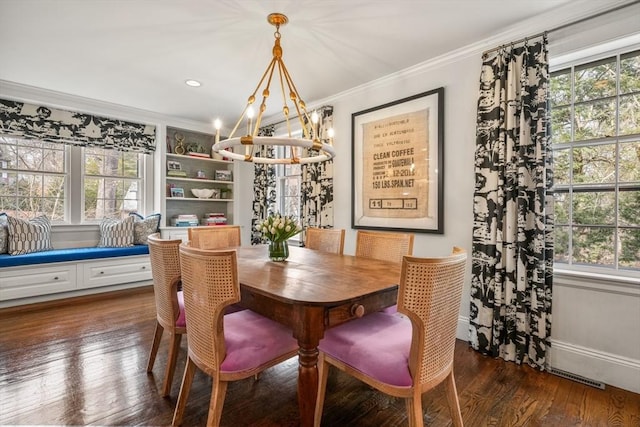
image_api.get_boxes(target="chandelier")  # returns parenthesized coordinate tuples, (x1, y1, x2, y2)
(211, 13, 335, 165)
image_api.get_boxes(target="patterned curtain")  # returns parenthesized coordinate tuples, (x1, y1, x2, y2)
(300, 106, 334, 243)
(0, 99, 156, 154)
(251, 124, 276, 245)
(469, 36, 553, 369)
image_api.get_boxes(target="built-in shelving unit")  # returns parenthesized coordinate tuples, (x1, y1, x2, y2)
(162, 127, 236, 236)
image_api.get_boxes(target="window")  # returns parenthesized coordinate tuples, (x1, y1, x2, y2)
(0, 136, 66, 221)
(83, 147, 142, 220)
(275, 145, 301, 219)
(0, 135, 145, 223)
(550, 49, 640, 274)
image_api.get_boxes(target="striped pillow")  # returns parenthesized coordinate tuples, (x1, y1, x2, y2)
(7, 215, 54, 255)
(97, 216, 135, 248)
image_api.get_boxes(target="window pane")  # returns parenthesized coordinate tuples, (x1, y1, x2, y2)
(551, 106, 572, 143)
(574, 99, 616, 141)
(550, 70, 571, 106)
(572, 144, 616, 184)
(619, 93, 640, 136)
(620, 50, 640, 94)
(553, 149, 570, 185)
(572, 226, 615, 266)
(618, 227, 640, 268)
(554, 192, 569, 224)
(554, 225, 569, 263)
(574, 58, 616, 102)
(573, 192, 615, 225)
(619, 190, 640, 226)
(619, 141, 640, 182)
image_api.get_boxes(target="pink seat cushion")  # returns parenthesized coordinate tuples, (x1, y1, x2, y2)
(176, 291, 186, 328)
(381, 303, 398, 314)
(319, 312, 413, 387)
(221, 310, 298, 373)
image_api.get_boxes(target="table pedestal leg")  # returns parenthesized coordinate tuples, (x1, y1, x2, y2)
(293, 306, 325, 427)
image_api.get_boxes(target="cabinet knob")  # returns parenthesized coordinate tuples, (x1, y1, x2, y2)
(100, 271, 104, 275)
(53, 276, 59, 280)
(141, 266, 147, 270)
(351, 304, 365, 318)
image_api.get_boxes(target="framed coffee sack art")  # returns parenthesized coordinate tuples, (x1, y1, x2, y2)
(351, 87, 444, 233)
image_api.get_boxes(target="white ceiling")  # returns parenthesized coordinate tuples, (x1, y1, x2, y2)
(0, 0, 629, 127)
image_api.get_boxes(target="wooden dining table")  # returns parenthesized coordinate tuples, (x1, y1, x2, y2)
(234, 245, 400, 427)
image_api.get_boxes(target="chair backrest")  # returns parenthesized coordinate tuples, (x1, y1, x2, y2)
(188, 225, 241, 249)
(398, 247, 467, 388)
(147, 233, 183, 330)
(355, 230, 414, 263)
(178, 244, 239, 373)
(305, 227, 345, 255)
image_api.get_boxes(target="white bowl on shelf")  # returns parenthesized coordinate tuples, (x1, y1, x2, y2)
(191, 188, 215, 199)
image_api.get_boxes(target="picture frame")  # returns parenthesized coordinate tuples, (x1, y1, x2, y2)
(215, 169, 232, 181)
(170, 187, 185, 198)
(167, 160, 182, 171)
(351, 87, 444, 234)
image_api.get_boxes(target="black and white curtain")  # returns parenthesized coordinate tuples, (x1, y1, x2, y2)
(0, 99, 156, 153)
(251, 124, 277, 245)
(469, 36, 553, 369)
(301, 106, 334, 232)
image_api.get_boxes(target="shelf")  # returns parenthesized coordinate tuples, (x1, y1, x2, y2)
(167, 197, 234, 202)
(166, 153, 232, 164)
(165, 176, 233, 184)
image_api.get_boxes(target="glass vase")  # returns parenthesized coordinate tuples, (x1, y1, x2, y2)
(268, 240, 289, 262)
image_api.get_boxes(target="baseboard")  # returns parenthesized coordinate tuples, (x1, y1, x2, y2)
(548, 339, 640, 394)
(0, 281, 152, 310)
(456, 315, 640, 394)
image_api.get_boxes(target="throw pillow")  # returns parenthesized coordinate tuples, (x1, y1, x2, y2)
(129, 213, 161, 245)
(7, 215, 54, 255)
(0, 213, 8, 254)
(97, 216, 135, 248)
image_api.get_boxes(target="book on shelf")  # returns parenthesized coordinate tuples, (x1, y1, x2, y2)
(188, 152, 211, 158)
(167, 170, 188, 177)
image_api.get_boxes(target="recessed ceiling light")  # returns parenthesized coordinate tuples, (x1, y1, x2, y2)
(185, 79, 201, 87)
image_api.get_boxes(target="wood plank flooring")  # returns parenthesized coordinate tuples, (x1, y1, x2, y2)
(1, 287, 638, 426)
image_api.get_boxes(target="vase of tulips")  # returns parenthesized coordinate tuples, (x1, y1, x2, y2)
(256, 213, 302, 261)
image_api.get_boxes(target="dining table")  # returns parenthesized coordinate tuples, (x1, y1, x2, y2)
(234, 245, 400, 427)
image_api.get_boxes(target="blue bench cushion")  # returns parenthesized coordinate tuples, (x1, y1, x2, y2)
(0, 245, 149, 268)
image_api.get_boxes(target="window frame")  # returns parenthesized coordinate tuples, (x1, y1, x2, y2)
(0, 135, 152, 225)
(550, 41, 640, 280)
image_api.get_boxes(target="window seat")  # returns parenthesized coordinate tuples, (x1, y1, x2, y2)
(0, 245, 149, 268)
(0, 245, 152, 306)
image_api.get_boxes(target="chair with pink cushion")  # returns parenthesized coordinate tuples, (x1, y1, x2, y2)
(315, 247, 468, 427)
(355, 229, 414, 314)
(172, 244, 298, 427)
(146, 233, 187, 397)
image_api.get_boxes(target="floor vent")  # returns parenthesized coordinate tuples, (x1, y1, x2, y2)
(548, 367, 605, 390)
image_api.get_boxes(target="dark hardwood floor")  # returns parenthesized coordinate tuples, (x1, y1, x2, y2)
(1, 287, 638, 426)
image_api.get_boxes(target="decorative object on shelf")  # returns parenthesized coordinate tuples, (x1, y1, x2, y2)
(171, 214, 199, 227)
(202, 212, 227, 226)
(255, 213, 302, 261)
(167, 160, 182, 171)
(174, 133, 186, 155)
(170, 187, 185, 198)
(167, 169, 187, 177)
(191, 188, 215, 199)
(211, 13, 335, 165)
(220, 188, 232, 200)
(196, 170, 207, 179)
(215, 170, 232, 181)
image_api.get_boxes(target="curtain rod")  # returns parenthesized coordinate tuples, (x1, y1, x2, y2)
(482, 0, 640, 56)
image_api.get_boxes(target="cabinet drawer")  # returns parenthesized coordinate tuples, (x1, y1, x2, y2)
(80, 256, 152, 289)
(0, 264, 76, 300)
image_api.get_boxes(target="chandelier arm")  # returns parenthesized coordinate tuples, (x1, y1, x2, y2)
(279, 61, 310, 140)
